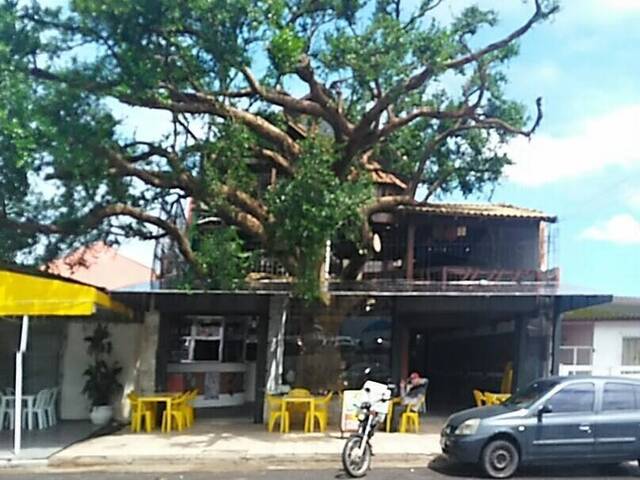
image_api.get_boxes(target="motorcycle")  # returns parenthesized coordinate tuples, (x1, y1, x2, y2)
(341, 371, 393, 477)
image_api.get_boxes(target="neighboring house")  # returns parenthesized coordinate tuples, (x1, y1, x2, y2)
(110, 186, 611, 421)
(560, 297, 640, 378)
(47, 242, 155, 290)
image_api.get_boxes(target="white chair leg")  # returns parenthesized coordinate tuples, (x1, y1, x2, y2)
(37, 410, 47, 429)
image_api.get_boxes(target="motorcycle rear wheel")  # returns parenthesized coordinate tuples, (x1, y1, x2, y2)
(342, 435, 371, 477)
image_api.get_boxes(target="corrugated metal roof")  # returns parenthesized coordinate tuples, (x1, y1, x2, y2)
(399, 202, 557, 222)
(564, 296, 640, 321)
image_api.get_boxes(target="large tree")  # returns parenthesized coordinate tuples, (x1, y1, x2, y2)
(0, 0, 558, 297)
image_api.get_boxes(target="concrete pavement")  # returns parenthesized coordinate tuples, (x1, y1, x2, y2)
(46, 417, 444, 471)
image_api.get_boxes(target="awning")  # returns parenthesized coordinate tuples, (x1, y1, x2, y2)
(0, 266, 132, 456)
(0, 268, 131, 317)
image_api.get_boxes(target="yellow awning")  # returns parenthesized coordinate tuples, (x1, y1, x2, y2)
(0, 268, 131, 317)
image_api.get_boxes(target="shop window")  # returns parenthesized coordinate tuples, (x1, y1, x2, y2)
(283, 297, 392, 392)
(169, 316, 257, 363)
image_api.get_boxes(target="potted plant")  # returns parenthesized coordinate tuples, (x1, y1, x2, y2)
(82, 324, 123, 425)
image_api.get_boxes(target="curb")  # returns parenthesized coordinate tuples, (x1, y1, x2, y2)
(46, 453, 437, 472)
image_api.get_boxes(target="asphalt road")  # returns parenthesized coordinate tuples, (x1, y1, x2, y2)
(3, 459, 640, 480)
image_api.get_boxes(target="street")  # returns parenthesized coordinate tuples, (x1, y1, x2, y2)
(3, 459, 640, 480)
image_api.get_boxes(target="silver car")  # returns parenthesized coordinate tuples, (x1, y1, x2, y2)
(441, 376, 640, 478)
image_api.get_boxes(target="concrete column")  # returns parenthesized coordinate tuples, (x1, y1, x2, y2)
(136, 310, 160, 394)
(514, 307, 553, 392)
(265, 296, 289, 394)
(550, 298, 563, 376)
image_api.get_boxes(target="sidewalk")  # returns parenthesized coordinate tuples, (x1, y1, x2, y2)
(47, 416, 445, 471)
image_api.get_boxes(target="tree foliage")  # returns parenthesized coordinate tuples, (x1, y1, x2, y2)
(0, 0, 558, 296)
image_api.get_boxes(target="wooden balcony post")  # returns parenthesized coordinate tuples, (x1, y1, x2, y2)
(405, 222, 415, 280)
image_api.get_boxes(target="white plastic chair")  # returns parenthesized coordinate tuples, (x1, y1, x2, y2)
(45, 387, 59, 427)
(24, 389, 50, 430)
(0, 395, 15, 431)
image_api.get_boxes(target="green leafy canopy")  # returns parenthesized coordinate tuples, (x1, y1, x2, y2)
(0, 0, 558, 296)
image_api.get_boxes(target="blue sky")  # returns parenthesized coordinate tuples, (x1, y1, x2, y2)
(118, 0, 640, 296)
(425, 0, 640, 296)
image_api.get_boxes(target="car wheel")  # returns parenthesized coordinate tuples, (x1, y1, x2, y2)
(481, 439, 520, 479)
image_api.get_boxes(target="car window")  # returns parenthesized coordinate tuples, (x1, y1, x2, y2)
(503, 379, 559, 408)
(547, 382, 595, 413)
(603, 382, 637, 411)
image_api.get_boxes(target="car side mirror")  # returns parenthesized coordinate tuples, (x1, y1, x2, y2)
(537, 404, 552, 421)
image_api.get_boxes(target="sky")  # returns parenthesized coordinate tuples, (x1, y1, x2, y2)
(116, 0, 640, 297)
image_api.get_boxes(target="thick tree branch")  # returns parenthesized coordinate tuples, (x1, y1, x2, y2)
(254, 147, 294, 175)
(0, 204, 202, 274)
(294, 57, 354, 138)
(218, 185, 271, 224)
(345, 0, 556, 162)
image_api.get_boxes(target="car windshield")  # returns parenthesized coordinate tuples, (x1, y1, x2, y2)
(503, 379, 559, 408)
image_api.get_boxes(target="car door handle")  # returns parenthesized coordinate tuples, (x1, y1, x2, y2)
(579, 425, 592, 432)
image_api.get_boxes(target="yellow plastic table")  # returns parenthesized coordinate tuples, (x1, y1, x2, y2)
(136, 392, 182, 433)
(281, 396, 315, 433)
(386, 397, 402, 432)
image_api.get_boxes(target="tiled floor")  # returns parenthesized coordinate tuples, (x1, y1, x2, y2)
(0, 421, 98, 460)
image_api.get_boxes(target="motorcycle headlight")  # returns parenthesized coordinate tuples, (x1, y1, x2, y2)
(455, 418, 481, 435)
(357, 411, 367, 421)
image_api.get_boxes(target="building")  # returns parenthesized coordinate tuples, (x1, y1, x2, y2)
(560, 297, 640, 377)
(111, 199, 610, 422)
(47, 242, 156, 290)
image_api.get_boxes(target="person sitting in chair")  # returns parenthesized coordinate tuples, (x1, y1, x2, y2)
(400, 372, 428, 410)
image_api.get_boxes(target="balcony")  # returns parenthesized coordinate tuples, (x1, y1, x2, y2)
(360, 238, 558, 284)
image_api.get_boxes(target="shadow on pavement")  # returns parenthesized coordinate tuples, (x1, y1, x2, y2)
(428, 455, 640, 478)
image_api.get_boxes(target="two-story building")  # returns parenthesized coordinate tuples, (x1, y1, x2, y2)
(111, 196, 611, 422)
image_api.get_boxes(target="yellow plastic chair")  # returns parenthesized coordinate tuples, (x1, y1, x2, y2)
(484, 392, 511, 405)
(307, 391, 333, 433)
(128, 392, 156, 433)
(500, 362, 513, 394)
(266, 394, 290, 433)
(179, 390, 197, 428)
(162, 393, 188, 433)
(289, 388, 311, 397)
(399, 397, 425, 433)
(473, 389, 487, 407)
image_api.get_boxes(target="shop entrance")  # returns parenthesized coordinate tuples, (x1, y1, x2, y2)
(394, 295, 549, 413)
(404, 322, 515, 412)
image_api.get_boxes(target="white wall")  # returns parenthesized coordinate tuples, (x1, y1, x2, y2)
(60, 321, 142, 421)
(593, 321, 640, 375)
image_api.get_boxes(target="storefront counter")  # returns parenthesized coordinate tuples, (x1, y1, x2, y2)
(167, 362, 247, 407)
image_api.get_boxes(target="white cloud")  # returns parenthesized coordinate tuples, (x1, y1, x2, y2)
(581, 214, 640, 245)
(591, 0, 640, 13)
(504, 104, 640, 186)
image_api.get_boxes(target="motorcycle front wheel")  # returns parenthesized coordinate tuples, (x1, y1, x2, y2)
(342, 435, 371, 477)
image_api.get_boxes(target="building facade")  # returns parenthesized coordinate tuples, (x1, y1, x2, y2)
(110, 201, 610, 422)
(560, 297, 640, 378)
